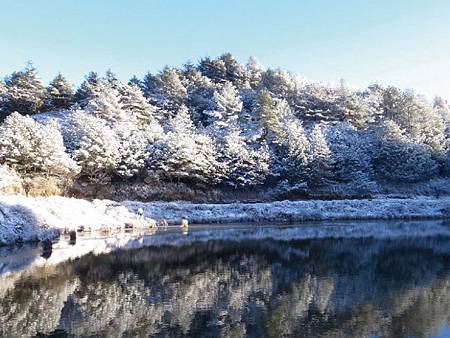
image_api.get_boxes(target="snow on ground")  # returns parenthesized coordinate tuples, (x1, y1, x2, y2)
(1, 194, 450, 245)
(124, 197, 450, 224)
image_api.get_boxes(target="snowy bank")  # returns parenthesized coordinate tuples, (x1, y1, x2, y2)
(1, 194, 450, 245)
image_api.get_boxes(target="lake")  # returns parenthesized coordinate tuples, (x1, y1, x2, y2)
(0, 221, 449, 338)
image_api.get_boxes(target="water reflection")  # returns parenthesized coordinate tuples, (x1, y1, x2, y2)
(0, 223, 449, 338)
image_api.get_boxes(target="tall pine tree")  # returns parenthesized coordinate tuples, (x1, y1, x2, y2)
(45, 73, 75, 110)
(4, 63, 46, 115)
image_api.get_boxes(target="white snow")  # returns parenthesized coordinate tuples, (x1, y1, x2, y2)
(1, 194, 450, 245)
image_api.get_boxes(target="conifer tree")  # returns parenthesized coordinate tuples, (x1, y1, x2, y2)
(45, 73, 75, 110)
(128, 75, 142, 88)
(0, 112, 78, 175)
(220, 128, 269, 187)
(149, 68, 188, 113)
(72, 111, 120, 184)
(84, 80, 124, 122)
(114, 121, 149, 178)
(0, 80, 7, 119)
(148, 106, 223, 184)
(203, 82, 242, 129)
(119, 84, 158, 126)
(246, 56, 263, 89)
(373, 119, 438, 182)
(3, 63, 46, 114)
(198, 57, 227, 84)
(255, 89, 278, 137)
(308, 124, 333, 187)
(75, 71, 100, 105)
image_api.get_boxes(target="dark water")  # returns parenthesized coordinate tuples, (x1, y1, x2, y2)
(0, 223, 450, 338)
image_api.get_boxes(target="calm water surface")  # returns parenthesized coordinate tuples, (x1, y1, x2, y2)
(0, 221, 449, 338)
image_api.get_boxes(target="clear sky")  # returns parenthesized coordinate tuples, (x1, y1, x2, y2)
(1, 0, 449, 99)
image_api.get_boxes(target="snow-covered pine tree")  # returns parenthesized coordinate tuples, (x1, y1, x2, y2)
(259, 69, 301, 99)
(254, 89, 278, 138)
(183, 67, 217, 125)
(203, 82, 243, 130)
(218, 53, 248, 89)
(246, 56, 263, 89)
(114, 121, 149, 178)
(75, 71, 100, 105)
(200, 82, 269, 187)
(84, 80, 125, 122)
(373, 119, 438, 182)
(105, 69, 120, 88)
(334, 81, 372, 128)
(256, 96, 310, 180)
(72, 111, 120, 184)
(148, 106, 224, 184)
(198, 57, 227, 84)
(380, 87, 446, 151)
(147, 67, 188, 114)
(0, 80, 7, 119)
(119, 84, 158, 126)
(3, 63, 46, 115)
(220, 128, 269, 187)
(282, 115, 310, 180)
(325, 123, 376, 189)
(308, 124, 333, 187)
(128, 75, 142, 88)
(45, 73, 75, 110)
(0, 112, 78, 175)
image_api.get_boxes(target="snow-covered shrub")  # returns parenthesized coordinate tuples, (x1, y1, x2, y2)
(0, 165, 21, 191)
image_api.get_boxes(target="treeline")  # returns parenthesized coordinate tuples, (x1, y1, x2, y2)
(0, 54, 450, 198)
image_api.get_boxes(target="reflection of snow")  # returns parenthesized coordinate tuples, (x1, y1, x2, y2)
(1, 194, 450, 245)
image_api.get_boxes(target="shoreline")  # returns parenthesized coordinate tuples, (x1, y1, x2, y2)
(1, 194, 450, 246)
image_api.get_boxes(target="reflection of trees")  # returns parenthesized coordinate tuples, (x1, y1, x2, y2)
(0, 236, 449, 337)
(0, 264, 77, 337)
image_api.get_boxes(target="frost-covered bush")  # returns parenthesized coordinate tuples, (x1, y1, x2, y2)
(0, 165, 21, 189)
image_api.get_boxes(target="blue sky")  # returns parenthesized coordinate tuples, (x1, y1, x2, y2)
(1, 0, 449, 99)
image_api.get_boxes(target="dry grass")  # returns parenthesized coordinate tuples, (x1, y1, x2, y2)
(21, 175, 75, 197)
(0, 180, 25, 195)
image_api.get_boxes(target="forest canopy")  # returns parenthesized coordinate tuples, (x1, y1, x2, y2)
(1, 54, 449, 199)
